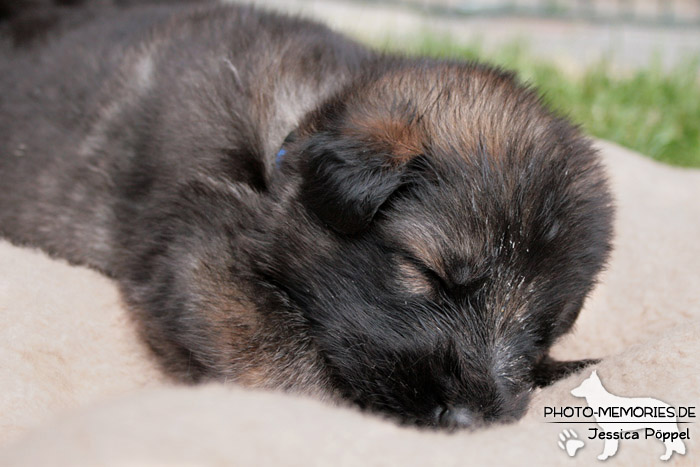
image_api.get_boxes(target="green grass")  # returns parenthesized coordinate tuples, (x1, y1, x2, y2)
(376, 35, 700, 168)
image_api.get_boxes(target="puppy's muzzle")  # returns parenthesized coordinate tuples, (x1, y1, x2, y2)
(434, 405, 478, 429)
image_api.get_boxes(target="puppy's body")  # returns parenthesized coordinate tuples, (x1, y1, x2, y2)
(0, 3, 365, 271)
(0, 2, 613, 427)
(1, 1, 367, 397)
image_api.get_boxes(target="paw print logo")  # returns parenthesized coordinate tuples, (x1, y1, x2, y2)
(558, 428, 585, 457)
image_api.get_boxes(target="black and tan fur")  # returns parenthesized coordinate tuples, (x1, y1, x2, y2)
(0, 1, 613, 428)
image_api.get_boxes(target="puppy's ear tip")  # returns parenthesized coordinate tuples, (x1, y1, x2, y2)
(533, 355, 598, 387)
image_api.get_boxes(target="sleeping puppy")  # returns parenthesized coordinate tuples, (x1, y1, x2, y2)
(0, 1, 613, 428)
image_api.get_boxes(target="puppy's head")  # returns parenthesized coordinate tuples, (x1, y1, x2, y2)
(271, 60, 613, 428)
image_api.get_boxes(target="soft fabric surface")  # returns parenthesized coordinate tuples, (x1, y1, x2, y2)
(0, 140, 698, 465)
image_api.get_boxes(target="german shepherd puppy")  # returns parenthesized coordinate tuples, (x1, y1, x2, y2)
(0, 1, 613, 428)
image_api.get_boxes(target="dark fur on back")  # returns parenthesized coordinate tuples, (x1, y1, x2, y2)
(0, 1, 613, 428)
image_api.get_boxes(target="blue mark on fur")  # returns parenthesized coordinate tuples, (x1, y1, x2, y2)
(276, 148, 286, 168)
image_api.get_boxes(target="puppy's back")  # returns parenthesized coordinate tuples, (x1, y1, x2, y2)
(0, 3, 370, 274)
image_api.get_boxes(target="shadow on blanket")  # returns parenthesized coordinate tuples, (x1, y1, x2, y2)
(1, 140, 698, 465)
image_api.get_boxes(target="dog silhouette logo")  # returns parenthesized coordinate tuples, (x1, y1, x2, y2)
(571, 370, 687, 461)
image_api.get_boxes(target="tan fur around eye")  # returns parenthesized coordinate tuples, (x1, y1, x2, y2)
(396, 260, 434, 296)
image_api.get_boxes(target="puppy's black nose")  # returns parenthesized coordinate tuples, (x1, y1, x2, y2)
(435, 405, 475, 429)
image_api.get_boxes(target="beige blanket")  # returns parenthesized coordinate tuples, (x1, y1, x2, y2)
(1, 140, 698, 466)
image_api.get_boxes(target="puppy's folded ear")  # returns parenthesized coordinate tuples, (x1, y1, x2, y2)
(299, 128, 421, 235)
(533, 355, 599, 387)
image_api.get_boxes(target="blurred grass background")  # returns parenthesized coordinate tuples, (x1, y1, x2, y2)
(380, 35, 700, 168)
